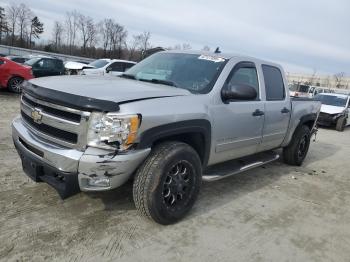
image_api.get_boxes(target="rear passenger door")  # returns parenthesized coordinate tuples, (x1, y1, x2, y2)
(108, 62, 124, 76)
(259, 65, 290, 151)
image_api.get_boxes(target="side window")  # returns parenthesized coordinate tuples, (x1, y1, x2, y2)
(225, 62, 259, 100)
(110, 62, 123, 72)
(124, 62, 135, 71)
(0, 60, 4, 65)
(262, 65, 285, 101)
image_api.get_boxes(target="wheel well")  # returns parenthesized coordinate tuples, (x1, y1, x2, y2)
(153, 132, 207, 165)
(302, 120, 315, 130)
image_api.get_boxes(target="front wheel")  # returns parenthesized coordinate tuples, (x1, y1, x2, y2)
(336, 116, 346, 132)
(283, 125, 311, 166)
(7, 76, 24, 93)
(133, 141, 202, 225)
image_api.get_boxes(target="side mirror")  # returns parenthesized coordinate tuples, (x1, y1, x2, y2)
(106, 66, 112, 73)
(222, 83, 257, 101)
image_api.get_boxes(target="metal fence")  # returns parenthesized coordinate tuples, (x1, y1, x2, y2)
(0, 44, 94, 63)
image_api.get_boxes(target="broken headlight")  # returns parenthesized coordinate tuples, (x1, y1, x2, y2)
(87, 113, 140, 150)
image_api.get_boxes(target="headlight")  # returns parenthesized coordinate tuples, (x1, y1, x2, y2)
(87, 113, 140, 150)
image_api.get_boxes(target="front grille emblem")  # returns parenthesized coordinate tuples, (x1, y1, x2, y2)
(31, 108, 43, 124)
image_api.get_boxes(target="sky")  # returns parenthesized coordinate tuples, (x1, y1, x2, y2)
(0, 0, 349, 75)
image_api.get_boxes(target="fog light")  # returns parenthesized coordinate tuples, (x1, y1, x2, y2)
(87, 177, 110, 187)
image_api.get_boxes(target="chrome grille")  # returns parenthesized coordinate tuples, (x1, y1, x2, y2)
(20, 92, 91, 150)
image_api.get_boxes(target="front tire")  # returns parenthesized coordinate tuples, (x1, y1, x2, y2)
(283, 125, 311, 166)
(336, 116, 346, 132)
(133, 141, 202, 225)
(7, 76, 24, 93)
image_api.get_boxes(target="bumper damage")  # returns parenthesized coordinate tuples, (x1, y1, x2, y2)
(12, 117, 150, 199)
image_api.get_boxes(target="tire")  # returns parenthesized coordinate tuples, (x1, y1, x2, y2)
(133, 141, 202, 225)
(336, 116, 346, 132)
(7, 76, 24, 93)
(283, 125, 311, 166)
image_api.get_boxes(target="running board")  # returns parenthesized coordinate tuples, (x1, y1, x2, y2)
(202, 151, 279, 182)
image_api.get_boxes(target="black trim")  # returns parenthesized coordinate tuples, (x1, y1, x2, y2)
(14, 139, 80, 199)
(300, 113, 317, 126)
(137, 119, 211, 166)
(24, 84, 120, 112)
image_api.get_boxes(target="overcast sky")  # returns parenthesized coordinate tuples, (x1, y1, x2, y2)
(1, 0, 349, 75)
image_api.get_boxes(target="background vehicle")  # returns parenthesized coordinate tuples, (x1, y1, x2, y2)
(12, 51, 321, 224)
(315, 93, 350, 131)
(24, 57, 65, 77)
(64, 61, 94, 75)
(308, 86, 333, 97)
(5, 55, 29, 64)
(289, 83, 311, 97)
(0, 57, 33, 93)
(81, 59, 136, 76)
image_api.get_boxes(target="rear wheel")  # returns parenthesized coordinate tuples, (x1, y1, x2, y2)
(336, 116, 346, 132)
(7, 76, 24, 93)
(133, 141, 202, 225)
(283, 125, 311, 166)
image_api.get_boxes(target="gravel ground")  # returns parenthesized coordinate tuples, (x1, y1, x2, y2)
(1, 90, 350, 262)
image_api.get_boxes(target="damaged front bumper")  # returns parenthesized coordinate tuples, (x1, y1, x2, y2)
(12, 117, 150, 198)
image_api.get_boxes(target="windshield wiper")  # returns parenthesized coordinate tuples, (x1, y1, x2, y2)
(139, 78, 177, 87)
(119, 73, 136, 80)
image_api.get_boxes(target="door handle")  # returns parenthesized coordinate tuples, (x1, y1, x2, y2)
(252, 109, 264, 117)
(281, 107, 290, 114)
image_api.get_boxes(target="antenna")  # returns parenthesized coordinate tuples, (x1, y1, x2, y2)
(214, 47, 221, 54)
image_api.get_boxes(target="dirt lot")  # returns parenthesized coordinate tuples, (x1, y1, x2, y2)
(1, 90, 350, 262)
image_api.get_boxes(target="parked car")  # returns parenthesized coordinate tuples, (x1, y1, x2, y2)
(289, 83, 311, 97)
(315, 93, 350, 131)
(13, 51, 321, 224)
(64, 61, 94, 75)
(24, 57, 65, 77)
(307, 86, 333, 97)
(81, 59, 136, 76)
(5, 55, 29, 64)
(0, 57, 33, 93)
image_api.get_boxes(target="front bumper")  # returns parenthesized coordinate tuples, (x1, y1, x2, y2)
(317, 113, 337, 126)
(12, 117, 151, 198)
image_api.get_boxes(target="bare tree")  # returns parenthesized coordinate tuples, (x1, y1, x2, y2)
(139, 31, 151, 52)
(7, 3, 20, 45)
(128, 34, 142, 60)
(86, 18, 97, 55)
(99, 18, 113, 56)
(334, 72, 345, 88)
(78, 14, 93, 54)
(52, 21, 64, 50)
(65, 10, 79, 54)
(110, 23, 127, 58)
(17, 3, 31, 47)
(0, 6, 6, 44)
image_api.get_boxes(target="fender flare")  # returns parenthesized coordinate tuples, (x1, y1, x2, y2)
(137, 119, 211, 166)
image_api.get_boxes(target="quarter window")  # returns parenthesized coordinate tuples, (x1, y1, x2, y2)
(262, 65, 285, 100)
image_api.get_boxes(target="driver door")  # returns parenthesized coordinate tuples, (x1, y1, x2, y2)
(211, 61, 264, 163)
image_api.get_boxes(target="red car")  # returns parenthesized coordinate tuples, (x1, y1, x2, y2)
(0, 57, 33, 93)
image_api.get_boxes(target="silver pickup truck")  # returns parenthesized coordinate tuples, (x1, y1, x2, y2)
(12, 51, 321, 224)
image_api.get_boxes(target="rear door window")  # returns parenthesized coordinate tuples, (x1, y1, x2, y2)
(110, 62, 124, 72)
(262, 65, 285, 101)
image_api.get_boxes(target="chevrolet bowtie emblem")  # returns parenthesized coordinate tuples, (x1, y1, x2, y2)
(31, 108, 43, 124)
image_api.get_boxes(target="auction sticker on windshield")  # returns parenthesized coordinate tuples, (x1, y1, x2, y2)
(198, 54, 225, 63)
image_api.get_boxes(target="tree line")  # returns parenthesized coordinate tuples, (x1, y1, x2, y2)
(0, 3, 200, 61)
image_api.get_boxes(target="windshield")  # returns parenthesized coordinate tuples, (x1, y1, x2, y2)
(315, 94, 348, 107)
(124, 53, 227, 93)
(24, 58, 41, 66)
(88, 59, 109, 68)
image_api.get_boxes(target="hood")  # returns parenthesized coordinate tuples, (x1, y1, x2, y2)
(320, 104, 345, 115)
(28, 75, 190, 107)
